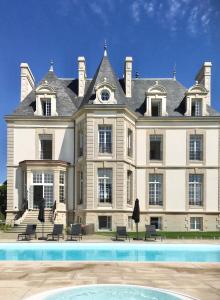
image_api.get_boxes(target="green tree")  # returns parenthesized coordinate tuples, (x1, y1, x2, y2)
(0, 181, 7, 219)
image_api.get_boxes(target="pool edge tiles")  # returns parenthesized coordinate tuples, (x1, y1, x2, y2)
(24, 284, 200, 300)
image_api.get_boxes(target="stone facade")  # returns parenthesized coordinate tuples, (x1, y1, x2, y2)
(5, 50, 220, 231)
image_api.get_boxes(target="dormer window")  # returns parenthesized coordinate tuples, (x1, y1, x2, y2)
(151, 99, 162, 116)
(101, 90, 110, 101)
(191, 98, 202, 116)
(185, 82, 208, 117)
(145, 81, 167, 117)
(41, 98, 51, 116)
(94, 81, 117, 104)
(34, 83, 58, 116)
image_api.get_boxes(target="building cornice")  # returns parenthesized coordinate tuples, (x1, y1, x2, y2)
(4, 115, 73, 123)
(19, 160, 70, 168)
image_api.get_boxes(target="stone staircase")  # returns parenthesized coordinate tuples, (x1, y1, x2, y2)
(11, 210, 54, 234)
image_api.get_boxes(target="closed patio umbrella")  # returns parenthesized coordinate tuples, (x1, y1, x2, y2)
(132, 198, 141, 240)
(38, 198, 45, 240)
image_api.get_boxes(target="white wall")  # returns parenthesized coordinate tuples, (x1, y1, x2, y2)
(206, 169, 219, 211)
(136, 169, 146, 210)
(14, 128, 35, 164)
(55, 128, 74, 164)
(166, 130, 186, 166)
(206, 130, 219, 166)
(136, 129, 146, 165)
(166, 170, 186, 211)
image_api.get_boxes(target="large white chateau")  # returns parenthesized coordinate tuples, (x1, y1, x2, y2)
(5, 48, 220, 231)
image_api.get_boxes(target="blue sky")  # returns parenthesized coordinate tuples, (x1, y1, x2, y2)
(0, 0, 220, 183)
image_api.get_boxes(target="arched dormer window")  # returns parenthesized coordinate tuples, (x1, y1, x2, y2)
(34, 82, 58, 116)
(93, 80, 117, 104)
(144, 81, 167, 117)
(185, 82, 208, 117)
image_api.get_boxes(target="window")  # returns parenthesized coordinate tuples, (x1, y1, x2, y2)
(189, 135, 203, 161)
(33, 171, 54, 208)
(190, 217, 203, 230)
(98, 168, 112, 203)
(78, 130, 84, 157)
(189, 174, 203, 206)
(191, 99, 202, 116)
(41, 98, 51, 116)
(98, 216, 112, 230)
(127, 129, 133, 157)
(128, 216, 133, 230)
(149, 174, 163, 205)
(98, 125, 112, 153)
(59, 171, 65, 203)
(127, 171, 132, 204)
(150, 217, 162, 230)
(151, 100, 161, 116)
(40, 134, 52, 160)
(79, 171, 83, 204)
(150, 135, 162, 160)
(101, 90, 110, 101)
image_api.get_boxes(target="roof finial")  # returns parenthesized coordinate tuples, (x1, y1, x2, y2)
(104, 39, 107, 56)
(49, 60, 54, 72)
(173, 63, 176, 80)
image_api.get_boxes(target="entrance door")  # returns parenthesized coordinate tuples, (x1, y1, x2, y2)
(33, 185, 43, 209)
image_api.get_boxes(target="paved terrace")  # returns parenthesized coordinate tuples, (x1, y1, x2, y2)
(0, 233, 220, 300)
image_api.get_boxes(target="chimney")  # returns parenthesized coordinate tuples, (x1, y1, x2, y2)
(195, 61, 212, 105)
(78, 56, 86, 97)
(124, 57, 133, 97)
(20, 63, 35, 102)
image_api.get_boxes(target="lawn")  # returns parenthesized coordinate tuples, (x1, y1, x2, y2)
(96, 231, 220, 239)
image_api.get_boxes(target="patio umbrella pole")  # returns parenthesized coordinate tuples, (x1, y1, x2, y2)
(38, 198, 47, 240)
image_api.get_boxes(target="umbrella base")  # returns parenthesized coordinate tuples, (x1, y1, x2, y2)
(133, 237, 143, 240)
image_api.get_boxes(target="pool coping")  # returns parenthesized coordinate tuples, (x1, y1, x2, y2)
(24, 284, 200, 300)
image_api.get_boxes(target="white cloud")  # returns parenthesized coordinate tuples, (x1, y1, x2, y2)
(131, 0, 142, 22)
(130, 0, 218, 36)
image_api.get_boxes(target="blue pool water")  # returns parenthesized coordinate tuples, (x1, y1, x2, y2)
(26, 285, 195, 300)
(0, 243, 219, 262)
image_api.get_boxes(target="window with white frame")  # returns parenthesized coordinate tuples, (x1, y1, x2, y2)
(40, 134, 52, 159)
(189, 135, 203, 161)
(59, 171, 65, 203)
(150, 135, 163, 160)
(98, 216, 112, 230)
(127, 128, 133, 157)
(33, 171, 54, 208)
(151, 99, 162, 116)
(41, 98, 51, 116)
(127, 170, 132, 204)
(149, 174, 163, 206)
(190, 217, 203, 230)
(79, 171, 83, 204)
(150, 217, 162, 230)
(189, 174, 203, 206)
(98, 168, 112, 203)
(128, 216, 133, 230)
(78, 130, 84, 157)
(191, 99, 202, 116)
(98, 125, 112, 153)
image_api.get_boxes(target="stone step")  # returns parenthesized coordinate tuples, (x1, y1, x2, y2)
(10, 224, 55, 233)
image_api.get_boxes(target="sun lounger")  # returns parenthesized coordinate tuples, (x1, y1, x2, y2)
(115, 226, 130, 241)
(17, 224, 37, 241)
(47, 224, 64, 241)
(66, 224, 82, 241)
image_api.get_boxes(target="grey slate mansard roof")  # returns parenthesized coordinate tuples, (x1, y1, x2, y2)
(13, 54, 220, 117)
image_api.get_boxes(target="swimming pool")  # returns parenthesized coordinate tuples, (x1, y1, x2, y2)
(25, 284, 198, 300)
(0, 243, 219, 262)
